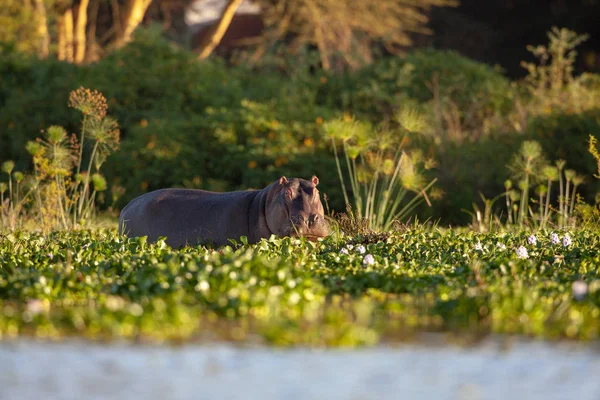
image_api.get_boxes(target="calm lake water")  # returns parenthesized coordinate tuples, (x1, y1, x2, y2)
(1, 337, 599, 400)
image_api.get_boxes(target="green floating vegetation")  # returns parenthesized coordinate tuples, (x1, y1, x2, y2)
(1, 228, 599, 346)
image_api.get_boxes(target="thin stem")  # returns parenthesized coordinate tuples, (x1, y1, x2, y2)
(366, 151, 382, 228)
(538, 191, 543, 226)
(558, 169, 564, 227)
(0, 191, 5, 227)
(569, 184, 578, 223)
(33, 171, 45, 228)
(519, 173, 529, 227)
(389, 179, 437, 230)
(78, 140, 99, 223)
(55, 174, 68, 229)
(331, 138, 349, 207)
(77, 114, 87, 176)
(84, 189, 97, 222)
(564, 177, 570, 228)
(8, 173, 13, 224)
(543, 179, 552, 228)
(347, 153, 361, 218)
(15, 181, 20, 220)
(505, 191, 512, 225)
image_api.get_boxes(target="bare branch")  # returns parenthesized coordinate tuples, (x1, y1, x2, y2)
(197, 0, 245, 60)
(113, 0, 153, 49)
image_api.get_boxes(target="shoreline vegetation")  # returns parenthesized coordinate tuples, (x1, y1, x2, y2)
(1, 26, 600, 346)
(1, 228, 599, 346)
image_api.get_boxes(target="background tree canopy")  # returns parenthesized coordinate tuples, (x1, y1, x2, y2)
(1, 0, 599, 226)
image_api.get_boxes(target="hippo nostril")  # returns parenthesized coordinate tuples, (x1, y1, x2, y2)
(309, 214, 320, 227)
(295, 216, 308, 227)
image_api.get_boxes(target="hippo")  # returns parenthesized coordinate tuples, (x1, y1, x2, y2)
(118, 176, 329, 248)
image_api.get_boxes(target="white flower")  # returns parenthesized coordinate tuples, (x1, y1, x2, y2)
(516, 246, 529, 259)
(48, 253, 54, 261)
(356, 245, 366, 254)
(340, 247, 349, 255)
(563, 234, 572, 247)
(362, 254, 375, 266)
(496, 242, 507, 250)
(551, 232, 560, 245)
(346, 244, 354, 250)
(572, 280, 588, 300)
(474, 242, 483, 251)
(26, 299, 46, 315)
(528, 235, 537, 245)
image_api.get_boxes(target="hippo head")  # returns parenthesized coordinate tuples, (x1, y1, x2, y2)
(266, 175, 329, 241)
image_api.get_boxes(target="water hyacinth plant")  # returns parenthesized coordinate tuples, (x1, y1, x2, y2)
(324, 113, 437, 232)
(1, 228, 598, 344)
(362, 254, 375, 266)
(516, 245, 529, 259)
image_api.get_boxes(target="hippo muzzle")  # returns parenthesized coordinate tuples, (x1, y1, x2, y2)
(266, 175, 329, 241)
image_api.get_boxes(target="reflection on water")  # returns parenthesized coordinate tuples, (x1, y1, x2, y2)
(1, 337, 599, 400)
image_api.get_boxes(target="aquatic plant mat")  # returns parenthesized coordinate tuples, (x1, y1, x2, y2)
(1, 229, 599, 346)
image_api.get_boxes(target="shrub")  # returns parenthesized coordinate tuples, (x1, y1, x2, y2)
(524, 109, 600, 202)
(1, 28, 599, 226)
(1, 87, 119, 231)
(0, 47, 81, 169)
(319, 49, 515, 140)
(323, 115, 438, 231)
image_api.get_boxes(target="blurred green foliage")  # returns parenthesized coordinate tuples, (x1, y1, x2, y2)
(1, 28, 600, 224)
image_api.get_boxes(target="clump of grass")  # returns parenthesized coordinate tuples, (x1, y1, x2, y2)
(470, 138, 588, 233)
(0, 161, 38, 231)
(324, 113, 437, 232)
(507, 140, 546, 227)
(463, 192, 505, 233)
(334, 205, 392, 244)
(0, 87, 121, 232)
(577, 135, 600, 226)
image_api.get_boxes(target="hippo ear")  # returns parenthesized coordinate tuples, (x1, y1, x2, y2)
(311, 175, 319, 186)
(279, 176, 289, 185)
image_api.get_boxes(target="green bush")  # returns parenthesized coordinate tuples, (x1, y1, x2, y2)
(401, 49, 513, 113)
(421, 134, 520, 225)
(318, 49, 514, 129)
(0, 47, 80, 169)
(524, 109, 600, 201)
(2, 28, 599, 225)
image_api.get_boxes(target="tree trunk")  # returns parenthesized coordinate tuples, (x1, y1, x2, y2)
(75, 0, 91, 63)
(113, 0, 153, 48)
(58, 9, 75, 62)
(305, 0, 330, 70)
(197, 0, 245, 61)
(86, 0, 101, 62)
(33, 0, 50, 58)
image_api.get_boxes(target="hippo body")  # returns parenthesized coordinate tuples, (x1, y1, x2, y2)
(119, 176, 328, 248)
